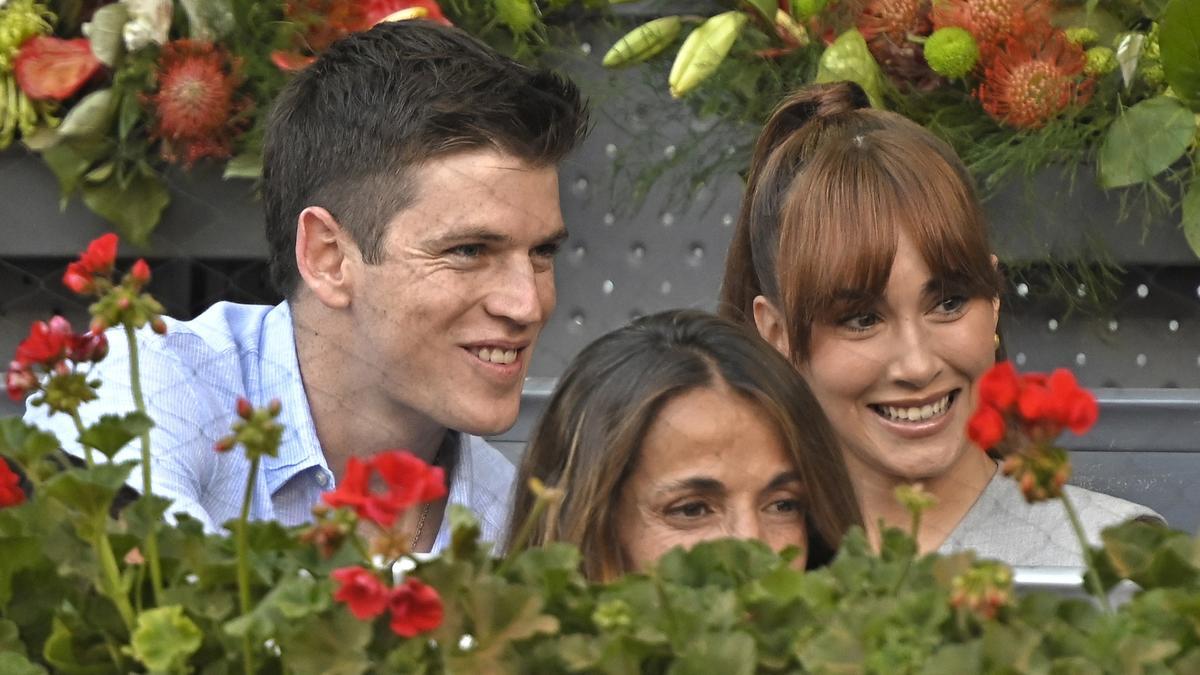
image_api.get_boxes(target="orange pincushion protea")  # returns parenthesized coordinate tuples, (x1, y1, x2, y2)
(976, 29, 1092, 129)
(932, 0, 1048, 45)
(858, 0, 926, 43)
(145, 40, 248, 166)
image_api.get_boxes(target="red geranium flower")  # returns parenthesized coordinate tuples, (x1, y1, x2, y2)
(388, 578, 443, 637)
(13, 37, 102, 101)
(967, 403, 1006, 451)
(14, 316, 74, 368)
(63, 232, 119, 295)
(5, 361, 37, 402)
(322, 450, 445, 528)
(0, 460, 26, 508)
(332, 566, 390, 619)
(978, 359, 1020, 411)
(976, 28, 1092, 129)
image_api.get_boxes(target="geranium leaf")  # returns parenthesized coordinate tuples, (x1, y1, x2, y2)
(0, 652, 48, 675)
(0, 418, 62, 469)
(41, 462, 137, 520)
(129, 605, 203, 673)
(669, 631, 756, 675)
(83, 3, 129, 67)
(1182, 171, 1200, 259)
(1160, 0, 1200, 109)
(81, 171, 170, 247)
(77, 412, 153, 460)
(41, 617, 111, 675)
(279, 610, 371, 675)
(57, 89, 116, 140)
(0, 534, 42, 607)
(1098, 96, 1195, 188)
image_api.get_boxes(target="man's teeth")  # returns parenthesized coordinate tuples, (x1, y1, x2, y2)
(474, 347, 518, 365)
(878, 394, 951, 422)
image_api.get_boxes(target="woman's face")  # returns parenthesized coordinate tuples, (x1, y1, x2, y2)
(614, 384, 808, 572)
(795, 231, 999, 483)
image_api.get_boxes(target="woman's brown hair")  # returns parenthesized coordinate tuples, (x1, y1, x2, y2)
(504, 309, 863, 582)
(719, 81, 1003, 360)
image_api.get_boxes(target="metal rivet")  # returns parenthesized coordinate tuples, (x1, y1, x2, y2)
(569, 310, 585, 326)
(1075, 353, 1087, 366)
(571, 243, 586, 261)
(1047, 318, 1059, 332)
(661, 212, 675, 227)
(687, 243, 705, 266)
(1136, 353, 1147, 367)
(1016, 352, 1027, 365)
(1076, 284, 1087, 298)
(721, 213, 734, 227)
(629, 242, 645, 262)
(571, 177, 589, 196)
(602, 280, 614, 295)
(663, 145, 676, 159)
(1137, 284, 1149, 298)
(1108, 320, 1119, 333)
(1016, 283, 1029, 297)
(1169, 320, 1180, 332)
(579, 42, 592, 55)
(603, 212, 615, 226)
(660, 281, 672, 295)
(604, 143, 618, 159)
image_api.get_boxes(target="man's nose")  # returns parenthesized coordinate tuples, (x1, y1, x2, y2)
(484, 258, 549, 326)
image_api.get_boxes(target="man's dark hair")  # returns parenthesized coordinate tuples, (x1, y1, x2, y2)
(262, 20, 589, 296)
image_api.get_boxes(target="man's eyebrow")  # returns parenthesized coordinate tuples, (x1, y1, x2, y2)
(422, 226, 569, 249)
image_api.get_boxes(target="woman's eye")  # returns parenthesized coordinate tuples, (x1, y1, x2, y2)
(840, 312, 880, 332)
(668, 502, 712, 519)
(935, 295, 967, 315)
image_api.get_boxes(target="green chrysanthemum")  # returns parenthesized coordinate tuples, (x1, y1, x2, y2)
(493, 0, 538, 34)
(1084, 46, 1116, 76)
(924, 27, 979, 79)
(1064, 27, 1098, 46)
(0, 0, 53, 71)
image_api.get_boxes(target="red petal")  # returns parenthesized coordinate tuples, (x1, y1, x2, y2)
(14, 37, 102, 101)
(270, 50, 316, 72)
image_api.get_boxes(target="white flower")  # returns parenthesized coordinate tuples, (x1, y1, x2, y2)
(122, 0, 172, 52)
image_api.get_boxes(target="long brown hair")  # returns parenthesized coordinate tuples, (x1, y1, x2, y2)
(719, 81, 1003, 361)
(504, 310, 862, 581)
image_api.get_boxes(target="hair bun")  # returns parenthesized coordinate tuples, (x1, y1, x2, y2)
(771, 81, 871, 134)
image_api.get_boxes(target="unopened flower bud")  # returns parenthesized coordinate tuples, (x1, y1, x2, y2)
(268, 398, 282, 417)
(150, 318, 167, 335)
(117, 296, 132, 311)
(129, 258, 151, 287)
(236, 397, 253, 420)
(90, 317, 109, 334)
(124, 547, 145, 565)
(214, 436, 236, 453)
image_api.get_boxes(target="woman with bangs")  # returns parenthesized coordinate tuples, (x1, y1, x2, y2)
(720, 81, 1160, 567)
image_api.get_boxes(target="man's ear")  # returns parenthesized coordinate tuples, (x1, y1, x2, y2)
(752, 295, 791, 358)
(295, 206, 356, 309)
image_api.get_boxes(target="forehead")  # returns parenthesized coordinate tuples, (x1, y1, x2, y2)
(386, 148, 564, 241)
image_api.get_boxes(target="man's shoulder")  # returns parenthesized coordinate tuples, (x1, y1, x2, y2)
(459, 435, 517, 497)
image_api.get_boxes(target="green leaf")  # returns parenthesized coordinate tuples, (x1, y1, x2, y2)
(83, 3, 129, 67)
(815, 30, 885, 108)
(0, 534, 42, 606)
(742, 0, 777, 22)
(129, 605, 203, 673)
(0, 652, 48, 675)
(279, 610, 371, 675)
(222, 152, 262, 180)
(39, 144, 93, 201)
(667, 631, 756, 675)
(41, 618, 111, 675)
(81, 171, 170, 246)
(117, 92, 142, 142)
(0, 418, 61, 469)
(41, 462, 137, 519)
(1160, 0, 1200, 108)
(57, 89, 117, 140)
(1098, 96, 1196, 188)
(77, 412, 154, 461)
(1183, 174, 1200, 259)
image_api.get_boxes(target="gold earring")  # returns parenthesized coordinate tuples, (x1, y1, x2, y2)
(994, 333, 1001, 349)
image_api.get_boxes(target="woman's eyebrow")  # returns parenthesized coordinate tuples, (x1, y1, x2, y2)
(658, 477, 724, 495)
(765, 471, 803, 491)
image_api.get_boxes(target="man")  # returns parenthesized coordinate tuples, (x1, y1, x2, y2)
(25, 20, 588, 552)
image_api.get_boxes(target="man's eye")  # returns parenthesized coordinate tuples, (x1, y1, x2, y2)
(447, 244, 483, 258)
(533, 242, 561, 259)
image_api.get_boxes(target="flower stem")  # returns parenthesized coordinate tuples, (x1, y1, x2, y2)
(123, 324, 164, 603)
(1059, 490, 1112, 613)
(68, 410, 95, 468)
(236, 454, 261, 675)
(93, 513, 135, 631)
(497, 491, 555, 576)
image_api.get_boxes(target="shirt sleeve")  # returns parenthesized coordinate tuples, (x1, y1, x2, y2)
(22, 326, 222, 532)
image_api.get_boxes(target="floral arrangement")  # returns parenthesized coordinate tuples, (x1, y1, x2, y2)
(602, 0, 1200, 256)
(0, 0, 598, 244)
(2, 234, 1200, 672)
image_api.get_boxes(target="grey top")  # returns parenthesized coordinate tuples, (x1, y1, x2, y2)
(938, 468, 1165, 567)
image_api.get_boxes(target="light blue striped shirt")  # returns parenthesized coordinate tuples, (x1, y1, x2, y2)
(23, 301, 515, 552)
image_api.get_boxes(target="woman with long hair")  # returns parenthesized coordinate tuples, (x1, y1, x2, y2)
(720, 81, 1160, 566)
(505, 309, 862, 581)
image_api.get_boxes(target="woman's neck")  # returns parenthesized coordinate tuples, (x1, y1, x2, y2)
(851, 449, 998, 554)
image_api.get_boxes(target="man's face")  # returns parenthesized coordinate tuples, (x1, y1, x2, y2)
(347, 148, 565, 436)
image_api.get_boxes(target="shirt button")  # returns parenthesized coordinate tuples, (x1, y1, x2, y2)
(315, 471, 330, 488)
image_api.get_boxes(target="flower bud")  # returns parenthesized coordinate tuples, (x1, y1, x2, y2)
(924, 27, 979, 79)
(268, 398, 282, 417)
(236, 397, 253, 420)
(90, 317, 109, 334)
(130, 258, 151, 287)
(214, 436, 236, 453)
(150, 317, 167, 335)
(117, 296, 132, 311)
